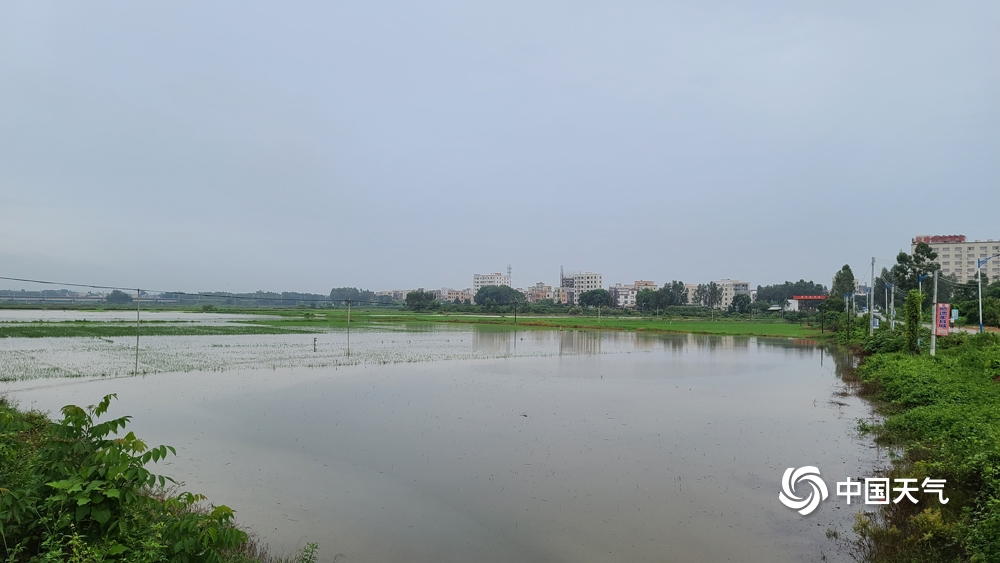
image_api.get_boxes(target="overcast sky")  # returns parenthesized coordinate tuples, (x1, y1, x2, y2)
(2, 1, 998, 294)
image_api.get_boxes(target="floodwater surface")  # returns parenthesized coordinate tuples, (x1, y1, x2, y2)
(5, 329, 880, 563)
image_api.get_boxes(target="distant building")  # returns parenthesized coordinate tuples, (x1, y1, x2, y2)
(684, 283, 699, 305)
(717, 279, 750, 310)
(789, 295, 827, 311)
(439, 288, 475, 303)
(912, 234, 1000, 283)
(558, 269, 603, 305)
(526, 282, 554, 303)
(684, 279, 750, 309)
(610, 281, 657, 309)
(473, 272, 512, 293)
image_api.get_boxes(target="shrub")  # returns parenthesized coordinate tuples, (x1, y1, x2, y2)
(0, 395, 246, 562)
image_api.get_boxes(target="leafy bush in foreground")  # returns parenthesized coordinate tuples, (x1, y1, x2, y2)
(0, 394, 245, 562)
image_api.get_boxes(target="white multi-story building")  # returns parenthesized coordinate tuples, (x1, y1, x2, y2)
(473, 272, 512, 293)
(717, 279, 750, 310)
(912, 235, 1000, 284)
(558, 271, 603, 305)
(570, 272, 602, 293)
(610, 281, 657, 308)
(439, 288, 476, 303)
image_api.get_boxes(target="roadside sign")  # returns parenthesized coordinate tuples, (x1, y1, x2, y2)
(935, 303, 951, 336)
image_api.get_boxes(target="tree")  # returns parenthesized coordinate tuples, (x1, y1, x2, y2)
(730, 293, 752, 314)
(405, 290, 436, 311)
(662, 281, 688, 306)
(578, 289, 613, 308)
(330, 287, 375, 304)
(904, 290, 922, 353)
(890, 242, 940, 294)
(829, 265, 856, 312)
(693, 284, 708, 307)
(635, 281, 687, 312)
(474, 285, 525, 306)
(636, 288, 657, 311)
(953, 273, 989, 303)
(755, 280, 828, 304)
(106, 290, 133, 304)
(706, 282, 722, 309)
(987, 279, 1000, 300)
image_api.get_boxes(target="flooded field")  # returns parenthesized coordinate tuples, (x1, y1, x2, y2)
(2, 328, 881, 562)
(0, 310, 273, 322)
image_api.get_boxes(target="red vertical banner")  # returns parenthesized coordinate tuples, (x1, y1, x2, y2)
(935, 303, 951, 336)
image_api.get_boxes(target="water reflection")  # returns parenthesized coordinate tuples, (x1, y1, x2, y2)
(466, 326, 830, 358)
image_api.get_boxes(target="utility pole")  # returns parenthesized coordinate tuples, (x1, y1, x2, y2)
(891, 284, 896, 331)
(845, 293, 850, 336)
(977, 255, 999, 333)
(347, 299, 351, 357)
(931, 271, 939, 356)
(869, 257, 875, 336)
(135, 289, 141, 376)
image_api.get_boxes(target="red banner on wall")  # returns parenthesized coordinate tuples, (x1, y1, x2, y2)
(935, 303, 951, 336)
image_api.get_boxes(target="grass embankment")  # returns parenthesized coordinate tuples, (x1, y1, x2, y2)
(852, 332, 1000, 562)
(0, 394, 317, 563)
(246, 309, 824, 338)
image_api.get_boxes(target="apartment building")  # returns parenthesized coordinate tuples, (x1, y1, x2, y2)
(473, 272, 512, 293)
(912, 235, 1000, 283)
(718, 279, 750, 310)
(526, 282, 554, 303)
(570, 272, 603, 292)
(558, 269, 603, 305)
(439, 288, 475, 303)
(610, 281, 657, 308)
